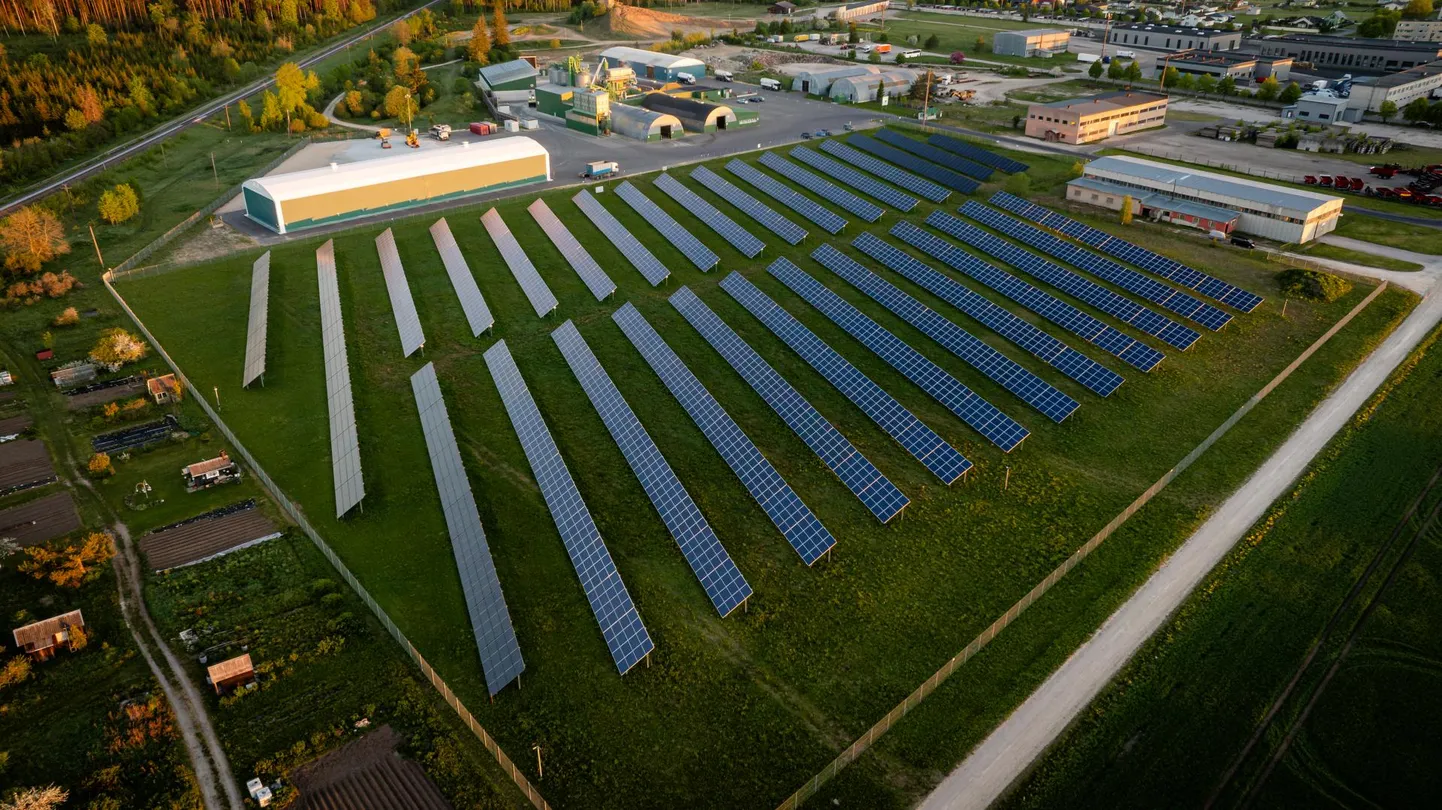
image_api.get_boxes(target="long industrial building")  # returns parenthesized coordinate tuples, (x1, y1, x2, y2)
(1245, 34, 1442, 75)
(1068, 155, 1342, 243)
(242, 139, 552, 235)
(1106, 22, 1243, 52)
(992, 28, 1071, 58)
(599, 46, 706, 83)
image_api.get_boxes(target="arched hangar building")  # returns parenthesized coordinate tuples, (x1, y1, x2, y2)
(640, 94, 736, 133)
(241, 138, 551, 235)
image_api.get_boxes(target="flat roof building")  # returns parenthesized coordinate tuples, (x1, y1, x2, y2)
(1165, 50, 1260, 80)
(1072, 155, 1343, 242)
(1107, 22, 1244, 52)
(1246, 35, 1442, 74)
(1348, 61, 1442, 112)
(600, 46, 707, 83)
(242, 138, 552, 235)
(1282, 92, 1364, 124)
(1025, 91, 1168, 144)
(478, 59, 539, 92)
(993, 29, 1072, 58)
(1394, 20, 1442, 42)
(832, 0, 889, 21)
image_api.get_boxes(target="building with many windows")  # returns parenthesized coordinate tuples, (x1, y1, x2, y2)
(831, 0, 889, 21)
(1348, 61, 1442, 112)
(1245, 34, 1442, 74)
(1106, 22, 1244, 52)
(1024, 91, 1168, 144)
(1394, 19, 1442, 42)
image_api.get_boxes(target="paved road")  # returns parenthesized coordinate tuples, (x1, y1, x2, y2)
(0, 0, 446, 216)
(919, 247, 1442, 810)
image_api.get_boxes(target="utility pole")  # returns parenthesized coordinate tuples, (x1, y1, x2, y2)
(88, 224, 105, 270)
(210, 152, 219, 187)
(921, 69, 933, 129)
(532, 745, 543, 779)
(225, 104, 231, 130)
(1003, 465, 1011, 491)
(213, 386, 221, 411)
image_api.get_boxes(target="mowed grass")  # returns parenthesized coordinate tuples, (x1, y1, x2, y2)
(116, 133, 1415, 808)
(1300, 242, 1425, 273)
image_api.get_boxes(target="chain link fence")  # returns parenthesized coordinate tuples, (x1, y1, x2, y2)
(1119, 144, 1305, 184)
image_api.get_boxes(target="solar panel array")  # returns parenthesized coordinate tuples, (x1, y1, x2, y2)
(375, 228, 426, 357)
(930, 211, 1203, 351)
(429, 218, 494, 336)
(720, 272, 972, 484)
(482, 340, 654, 674)
(482, 208, 558, 318)
(891, 221, 1169, 370)
(614, 181, 719, 272)
(409, 362, 523, 696)
(818, 139, 950, 203)
(963, 202, 1232, 331)
(316, 240, 365, 518)
(847, 134, 980, 194)
(654, 173, 765, 259)
(612, 303, 836, 565)
(572, 190, 672, 286)
(851, 233, 1125, 396)
(670, 286, 909, 523)
(552, 320, 752, 617)
(779, 253, 1030, 453)
(690, 165, 809, 245)
(873, 129, 993, 181)
(759, 152, 883, 222)
(791, 146, 919, 212)
(927, 133, 1030, 174)
(241, 251, 269, 388)
(725, 159, 848, 235)
(989, 192, 1263, 312)
(527, 199, 616, 301)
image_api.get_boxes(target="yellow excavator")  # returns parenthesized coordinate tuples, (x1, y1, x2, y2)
(405, 129, 420, 149)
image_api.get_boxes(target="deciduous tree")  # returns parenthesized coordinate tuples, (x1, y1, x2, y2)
(1088, 60, 1103, 79)
(0, 207, 69, 275)
(469, 17, 492, 64)
(98, 184, 140, 224)
(88, 328, 147, 369)
(491, 0, 510, 48)
(1278, 81, 1302, 104)
(19, 532, 115, 588)
(1379, 99, 1397, 123)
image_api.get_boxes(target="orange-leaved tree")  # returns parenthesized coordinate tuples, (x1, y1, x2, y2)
(20, 532, 116, 588)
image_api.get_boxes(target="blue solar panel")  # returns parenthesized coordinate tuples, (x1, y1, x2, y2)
(759, 152, 884, 222)
(817, 245, 1079, 423)
(938, 210, 1203, 351)
(777, 254, 1029, 453)
(573, 190, 671, 286)
(654, 173, 765, 259)
(874, 129, 993, 181)
(927, 133, 1029, 174)
(551, 320, 752, 617)
(962, 202, 1232, 331)
(790, 146, 919, 212)
(989, 192, 1263, 312)
(615, 181, 720, 272)
(818, 140, 950, 203)
(527, 199, 616, 302)
(851, 232, 1125, 397)
(482, 340, 653, 675)
(720, 272, 972, 484)
(612, 303, 837, 565)
(848, 134, 980, 194)
(726, 159, 848, 235)
(691, 165, 809, 245)
(670, 286, 909, 523)
(889, 221, 1166, 372)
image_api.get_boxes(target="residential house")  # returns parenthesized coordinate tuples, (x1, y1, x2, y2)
(147, 373, 178, 404)
(182, 450, 241, 491)
(12, 610, 85, 661)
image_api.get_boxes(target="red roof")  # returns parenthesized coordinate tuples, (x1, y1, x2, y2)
(35, 349, 53, 361)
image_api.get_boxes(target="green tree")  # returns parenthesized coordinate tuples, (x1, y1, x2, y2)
(129, 76, 154, 116)
(86, 22, 107, 46)
(1176, 72, 1196, 91)
(258, 90, 284, 130)
(1089, 59, 1104, 80)
(868, 48, 882, 63)
(1278, 81, 1302, 104)
(237, 98, 255, 131)
(491, 0, 510, 48)
(1379, 99, 1398, 123)
(1107, 59, 1125, 80)
(1403, 0, 1433, 18)
(1124, 61, 1142, 81)
(1217, 75, 1236, 96)
(1160, 66, 1180, 88)
(924, 33, 939, 49)
(279, 0, 298, 27)
(1403, 96, 1431, 124)
(848, 22, 859, 44)
(97, 184, 139, 224)
(1197, 73, 1217, 95)
(1256, 75, 1280, 101)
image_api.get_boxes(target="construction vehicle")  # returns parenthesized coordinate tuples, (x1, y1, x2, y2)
(580, 160, 620, 180)
(376, 127, 392, 148)
(406, 129, 420, 149)
(430, 124, 451, 141)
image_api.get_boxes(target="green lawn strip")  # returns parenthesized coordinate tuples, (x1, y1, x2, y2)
(113, 139, 1411, 808)
(1299, 242, 1425, 273)
(996, 319, 1442, 810)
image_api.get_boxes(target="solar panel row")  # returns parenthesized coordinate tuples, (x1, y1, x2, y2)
(375, 228, 426, 357)
(690, 165, 809, 245)
(790, 146, 919, 212)
(988, 192, 1263, 312)
(781, 252, 1030, 452)
(551, 320, 752, 617)
(935, 210, 1203, 351)
(482, 208, 558, 318)
(850, 233, 1126, 398)
(572, 190, 671, 286)
(725, 159, 848, 235)
(961, 202, 1233, 331)
(654, 173, 766, 259)
(891, 220, 1169, 371)
(614, 181, 720, 272)
(527, 199, 617, 301)
(483, 339, 654, 675)
(612, 303, 837, 565)
(241, 251, 269, 388)
(670, 286, 909, 523)
(847, 134, 980, 194)
(927, 133, 1030, 174)
(759, 152, 884, 222)
(873, 129, 993, 181)
(409, 362, 524, 696)
(316, 240, 365, 518)
(817, 140, 950, 203)
(428, 218, 495, 336)
(720, 272, 973, 484)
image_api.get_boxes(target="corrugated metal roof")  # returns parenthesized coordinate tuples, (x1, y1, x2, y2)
(1069, 176, 1240, 223)
(600, 46, 704, 70)
(242, 138, 550, 203)
(1084, 155, 1340, 214)
(798, 65, 880, 83)
(611, 104, 681, 128)
(478, 59, 538, 87)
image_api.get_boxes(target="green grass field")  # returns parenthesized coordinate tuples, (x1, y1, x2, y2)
(1300, 242, 1425, 273)
(113, 131, 1414, 808)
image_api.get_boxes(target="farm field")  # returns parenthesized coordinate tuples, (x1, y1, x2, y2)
(115, 130, 1414, 808)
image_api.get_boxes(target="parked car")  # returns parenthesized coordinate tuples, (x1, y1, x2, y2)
(801, 131, 813, 139)
(1230, 236, 1256, 249)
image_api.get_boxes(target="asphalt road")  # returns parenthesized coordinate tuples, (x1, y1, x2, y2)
(919, 248, 1442, 810)
(0, 0, 446, 216)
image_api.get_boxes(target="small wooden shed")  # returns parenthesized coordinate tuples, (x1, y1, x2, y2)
(206, 653, 256, 695)
(12, 610, 85, 661)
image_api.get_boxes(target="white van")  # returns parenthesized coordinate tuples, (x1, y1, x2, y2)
(760, 77, 782, 91)
(858, 44, 873, 53)
(715, 69, 734, 81)
(1116, 49, 1136, 59)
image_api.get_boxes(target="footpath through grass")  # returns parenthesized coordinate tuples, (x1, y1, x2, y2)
(115, 133, 1414, 808)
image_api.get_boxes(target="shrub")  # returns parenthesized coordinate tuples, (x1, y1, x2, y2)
(1278, 268, 1352, 302)
(89, 327, 147, 369)
(52, 307, 80, 327)
(0, 655, 31, 690)
(89, 452, 115, 477)
(97, 183, 140, 224)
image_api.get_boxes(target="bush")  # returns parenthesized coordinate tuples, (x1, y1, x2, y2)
(1278, 268, 1352, 302)
(52, 306, 80, 327)
(97, 183, 140, 224)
